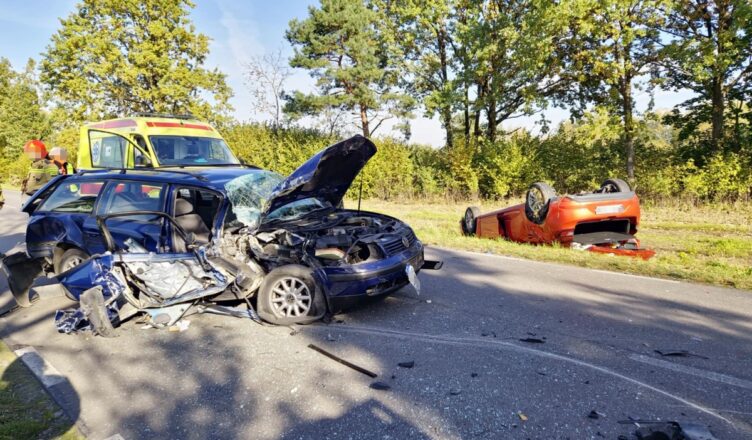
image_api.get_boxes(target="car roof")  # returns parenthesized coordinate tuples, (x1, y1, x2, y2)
(83, 116, 223, 139)
(69, 166, 269, 192)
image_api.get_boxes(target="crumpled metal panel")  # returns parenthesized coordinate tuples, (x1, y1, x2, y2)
(126, 259, 214, 300)
(54, 302, 119, 334)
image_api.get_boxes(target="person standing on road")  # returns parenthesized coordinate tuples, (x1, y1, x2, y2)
(21, 140, 59, 196)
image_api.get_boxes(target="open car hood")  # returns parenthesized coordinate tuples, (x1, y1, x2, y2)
(265, 135, 376, 216)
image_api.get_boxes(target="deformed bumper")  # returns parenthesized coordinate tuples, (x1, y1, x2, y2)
(320, 242, 439, 313)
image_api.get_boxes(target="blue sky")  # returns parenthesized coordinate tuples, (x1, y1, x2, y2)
(0, 0, 692, 146)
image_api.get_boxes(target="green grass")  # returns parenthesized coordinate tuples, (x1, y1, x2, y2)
(0, 341, 82, 440)
(353, 199, 752, 290)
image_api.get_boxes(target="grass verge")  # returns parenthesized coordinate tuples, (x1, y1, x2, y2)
(0, 340, 82, 440)
(355, 199, 752, 290)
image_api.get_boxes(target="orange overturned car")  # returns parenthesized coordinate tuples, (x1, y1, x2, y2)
(461, 179, 655, 259)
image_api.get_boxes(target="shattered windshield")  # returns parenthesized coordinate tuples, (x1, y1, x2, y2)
(225, 171, 284, 228)
(266, 198, 331, 222)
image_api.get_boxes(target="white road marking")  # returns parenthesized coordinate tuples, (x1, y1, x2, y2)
(629, 354, 752, 391)
(13, 346, 66, 388)
(308, 325, 733, 426)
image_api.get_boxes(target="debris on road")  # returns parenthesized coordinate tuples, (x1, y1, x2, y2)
(587, 410, 605, 419)
(654, 349, 709, 359)
(398, 361, 415, 368)
(307, 344, 378, 378)
(369, 381, 390, 391)
(634, 422, 682, 440)
(620, 419, 717, 440)
(517, 411, 528, 421)
(519, 337, 545, 344)
(168, 320, 191, 332)
(449, 388, 462, 395)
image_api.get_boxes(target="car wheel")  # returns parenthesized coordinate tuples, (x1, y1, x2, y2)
(257, 265, 325, 325)
(525, 182, 556, 224)
(462, 206, 481, 235)
(600, 178, 631, 193)
(55, 248, 90, 274)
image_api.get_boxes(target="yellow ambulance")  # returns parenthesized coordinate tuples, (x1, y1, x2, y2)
(78, 114, 240, 169)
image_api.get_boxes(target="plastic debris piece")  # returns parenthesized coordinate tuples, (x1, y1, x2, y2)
(654, 349, 708, 359)
(680, 423, 718, 440)
(517, 411, 528, 421)
(449, 388, 462, 395)
(634, 422, 682, 440)
(587, 410, 604, 419)
(308, 344, 377, 378)
(398, 361, 415, 368)
(168, 320, 191, 332)
(519, 337, 545, 344)
(370, 381, 390, 391)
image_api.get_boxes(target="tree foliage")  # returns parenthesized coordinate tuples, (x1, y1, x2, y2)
(284, 0, 414, 137)
(40, 0, 232, 124)
(657, 0, 752, 151)
(0, 59, 51, 161)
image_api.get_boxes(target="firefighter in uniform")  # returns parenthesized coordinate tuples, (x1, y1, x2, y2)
(22, 140, 59, 196)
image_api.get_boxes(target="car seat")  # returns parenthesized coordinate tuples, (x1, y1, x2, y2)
(174, 198, 211, 248)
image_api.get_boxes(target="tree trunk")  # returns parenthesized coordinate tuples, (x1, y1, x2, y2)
(622, 78, 635, 181)
(710, 76, 725, 151)
(486, 96, 497, 142)
(442, 107, 454, 148)
(437, 27, 453, 148)
(463, 87, 470, 139)
(473, 83, 484, 138)
(359, 103, 370, 137)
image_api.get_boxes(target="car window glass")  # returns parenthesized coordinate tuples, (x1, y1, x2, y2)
(90, 131, 127, 168)
(149, 135, 239, 165)
(39, 181, 104, 213)
(132, 135, 150, 167)
(98, 181, 166, 214)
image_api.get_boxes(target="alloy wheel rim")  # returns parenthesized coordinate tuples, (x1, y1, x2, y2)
(527, 189, 544, 215)
(270, 277, 311, 318)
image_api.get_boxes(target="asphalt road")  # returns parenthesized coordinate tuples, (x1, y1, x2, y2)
(0, 189, 750, 440)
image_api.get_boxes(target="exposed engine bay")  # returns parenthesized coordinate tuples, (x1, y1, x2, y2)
(220, 210, 412, 274)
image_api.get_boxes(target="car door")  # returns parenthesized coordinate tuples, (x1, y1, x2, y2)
(25, 179, 107, 258)
(95, 180, 169, 253)
(86, 129, 154, 169)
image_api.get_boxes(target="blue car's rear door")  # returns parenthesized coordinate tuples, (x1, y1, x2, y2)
(95, 180, 168, 252)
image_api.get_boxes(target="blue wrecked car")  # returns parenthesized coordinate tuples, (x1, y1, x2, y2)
(1, 135, 440, 335)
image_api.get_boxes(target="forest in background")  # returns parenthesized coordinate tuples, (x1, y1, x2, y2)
(0, 0, 750, 203)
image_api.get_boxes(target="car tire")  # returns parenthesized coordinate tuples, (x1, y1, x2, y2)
(462, 206, 482, 235)
(600, 178, 631, 193)
(257, 265, 325, 325)
(525, 182, 556, 224)
(55, 248, 90, 275)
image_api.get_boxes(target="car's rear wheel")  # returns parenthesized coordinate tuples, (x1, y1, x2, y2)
(462, 206, 481, 235)
(600, 178, 631, 193)
(55, 248, 90, 274)
(257, 265, 324, 325)
(525, 182, 556, 224)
